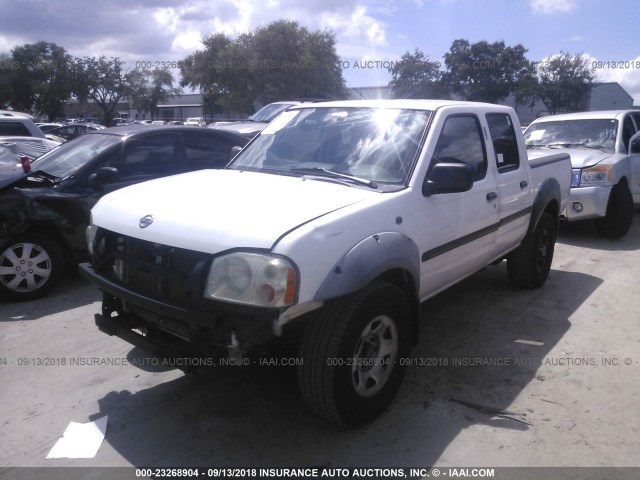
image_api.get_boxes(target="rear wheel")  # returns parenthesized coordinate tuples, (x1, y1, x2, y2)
(595, 182, 634, 239)
(507, 212, 557, 288)
(297, 281, 412, 426)
(0, 234, 63, 301)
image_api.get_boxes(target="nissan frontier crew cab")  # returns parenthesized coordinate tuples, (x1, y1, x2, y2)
(80, 100, 571, 426)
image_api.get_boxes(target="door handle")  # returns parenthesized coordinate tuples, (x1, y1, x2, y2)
(486, 192, 497, 201)
(520, 180, 528, 189)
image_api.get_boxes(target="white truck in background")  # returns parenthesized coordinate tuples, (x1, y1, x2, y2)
(81, 100, 571, 425)
(0, 116, 60, 170)
(525, 110, 640, 239)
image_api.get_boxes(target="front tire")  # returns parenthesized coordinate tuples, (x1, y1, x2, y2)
(595, 182, 634, 239)
(297, 281, 412, 426)
(0, 234, 63, 301)
(507, 212, 557, 289)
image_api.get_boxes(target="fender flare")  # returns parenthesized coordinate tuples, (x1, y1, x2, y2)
(314, 232, 420, 302)
(526, 178, 560, 237)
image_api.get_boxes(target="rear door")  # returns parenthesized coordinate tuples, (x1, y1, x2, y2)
(485, 112, 532, 256)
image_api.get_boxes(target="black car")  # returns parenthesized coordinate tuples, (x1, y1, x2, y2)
(0, 125, 248, 301)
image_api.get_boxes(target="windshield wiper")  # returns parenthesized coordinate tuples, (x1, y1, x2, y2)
(290, 167, 378, 189)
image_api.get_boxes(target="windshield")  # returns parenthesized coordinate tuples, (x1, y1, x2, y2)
(230, 107, 430, 188)
(32, 133, 120, 178)
(249, 103, 297, 123)
(524, 118, 618, 153)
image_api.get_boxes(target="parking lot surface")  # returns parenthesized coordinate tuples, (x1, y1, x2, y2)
(1, 214, 639, 471)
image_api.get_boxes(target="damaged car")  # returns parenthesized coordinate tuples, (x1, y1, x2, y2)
(0, 125, 248, 301)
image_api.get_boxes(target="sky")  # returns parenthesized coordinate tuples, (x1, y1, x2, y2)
(1, 0, 639, 105)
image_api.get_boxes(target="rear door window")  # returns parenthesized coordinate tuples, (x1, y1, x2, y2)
(486, 113, 520, 172)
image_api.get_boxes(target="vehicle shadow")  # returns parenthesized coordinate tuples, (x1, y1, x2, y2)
(556, 211, 640, 252)
(0, 271, 100, 322)
(88, 264, 601, 468)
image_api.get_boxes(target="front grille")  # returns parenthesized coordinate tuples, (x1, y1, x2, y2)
(94, 230, 210, 307)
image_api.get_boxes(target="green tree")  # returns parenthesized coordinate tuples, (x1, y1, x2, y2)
(7, 42, 76, 120)
(75, 56, 131, 124)
(388, 48, 446, 99)
(535, 52, 595, 114)
(0, 52, 13, 108)
(180, 20, 346, 115)
(443, 39, 534, 103)
(128, 67, 181, 119)
(180, 33, 236, 112)
(250, 20, 346, 105)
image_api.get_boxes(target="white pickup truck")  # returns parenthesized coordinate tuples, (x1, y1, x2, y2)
(80, 100, 571, 425)
(524, 110, 640, 239)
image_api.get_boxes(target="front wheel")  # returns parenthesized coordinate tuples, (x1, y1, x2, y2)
(595, 183, 634, 239)
(0, 234, 63, 301)
(507, 212, 557, 289)
(297, 281, 413, 426)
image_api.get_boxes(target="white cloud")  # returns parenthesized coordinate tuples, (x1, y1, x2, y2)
(153, 7, 179, 31)
(594, 56, 640, 106)
(531, 0, 578, 14)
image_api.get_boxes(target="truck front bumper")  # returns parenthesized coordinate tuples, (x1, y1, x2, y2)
(79, 262, 281, 364)
(563, 186, 611, 221)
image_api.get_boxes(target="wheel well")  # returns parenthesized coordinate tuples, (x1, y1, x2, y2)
(375, 268, 420, 345)
(15, 226, 70, 264)
(544, 199, 559, 218)
(616, 176, 629, 188)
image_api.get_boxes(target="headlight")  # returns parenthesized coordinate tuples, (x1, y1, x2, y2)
(579, 165, 612, 186)
(204, 252, 297, 307)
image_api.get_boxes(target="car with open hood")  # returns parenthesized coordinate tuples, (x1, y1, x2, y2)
(0, 125, 248, 301)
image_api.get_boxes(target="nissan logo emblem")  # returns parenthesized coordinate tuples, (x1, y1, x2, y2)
(139, 214, 154, 228)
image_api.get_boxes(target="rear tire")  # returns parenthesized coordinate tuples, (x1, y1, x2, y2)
(595, 182, 634, 239)
(297, 281, 412, 426)
(507, 212, 557, 289)
(0, 233, 63, 301)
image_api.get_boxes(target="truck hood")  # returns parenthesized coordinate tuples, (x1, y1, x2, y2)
(92, 169, 376, 254)
(528, 147, 611, 169)
(561, 148, 610, 169)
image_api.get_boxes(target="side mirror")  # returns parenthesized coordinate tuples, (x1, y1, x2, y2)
(629, 131, 640, 154)
(422, 162, 473, 196)
(88, 166, 120, 189)
(230, 145, 243, 161)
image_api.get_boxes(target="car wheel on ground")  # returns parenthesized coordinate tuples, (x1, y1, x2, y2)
(507, 212, 557, 289)
(297, 281, 412, 426)
(594, 182, 634, 240)
(0, 233, 63, 301)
